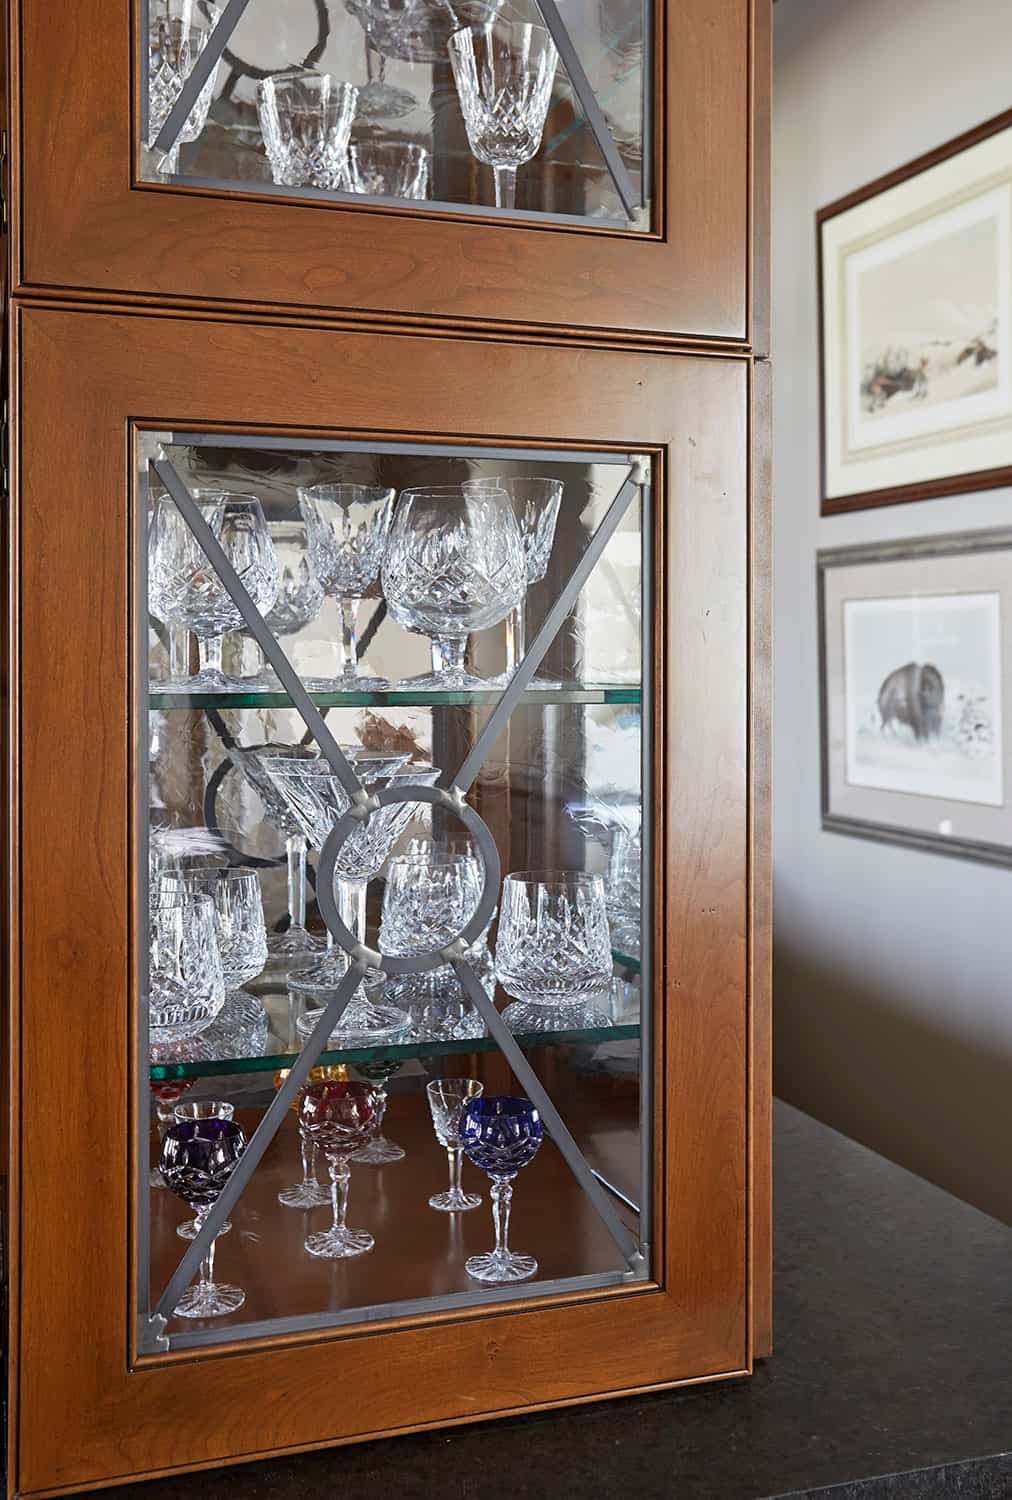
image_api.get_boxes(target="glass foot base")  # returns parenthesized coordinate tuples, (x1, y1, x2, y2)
(304, 1226, 374, 1259)
(353, 1134, 405, 1165)
(277, 1181, 330, 1208)
(268, 925, 325, 958)
(429, 1189, 481, 1213)
(295, 999, 410, 1043)
(396, 669, 490, 691)
(301, 671, 390, 692)
(354, 81, 418, 121)
(162, 668, 249, 693)
(465, 1249, 538, 1283)
(500, 999, 612, 1034)
(173, 1281, 245, 1318)
(486, 672, 562, 690)
(177, 1217, 231, 1240)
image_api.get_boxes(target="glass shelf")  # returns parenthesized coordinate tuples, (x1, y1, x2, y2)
(148, 684, 643, 711)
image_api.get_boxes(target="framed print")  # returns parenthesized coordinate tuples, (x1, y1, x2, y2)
(818, 109, 1012, 514)
(819, 527, 1012, 865)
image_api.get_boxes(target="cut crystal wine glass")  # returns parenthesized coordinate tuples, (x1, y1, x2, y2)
(257, 70, 359, 191)
(463, 476, 563, 681)
(382, 485, 526, 689)
(247, 520, 324, 691)
(298, 483, 396, 690)
(275, 1066, 345, 1209)
(351, 1060, 406, 1165)
(494, 871, 613, 1032)
(147, 0, 223, 175)
(459, 1095, 543, 1281)
(448, 22, 558, 210)
(345, 142, 430, 199)
(159, 1112, 247, 1316)
(426, 1078, 483, 1212)
(159, 867, 268, 994)
(298, 1080, 378, 1258)
(148, 892, 226, 1043)
(172, 1102, 235, 1241)
(148, 490, 225, 690)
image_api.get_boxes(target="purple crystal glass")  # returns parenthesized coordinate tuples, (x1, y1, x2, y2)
(159, 1114, 247, 1317)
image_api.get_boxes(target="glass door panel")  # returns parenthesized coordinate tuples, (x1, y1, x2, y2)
(137, 431, 652, 1351)
(140, 0, 652, 230)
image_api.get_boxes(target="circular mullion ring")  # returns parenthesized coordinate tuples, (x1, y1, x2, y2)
(316, 784, 500, 978)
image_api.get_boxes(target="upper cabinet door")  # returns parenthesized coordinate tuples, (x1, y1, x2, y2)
(13, 0, 762, 341)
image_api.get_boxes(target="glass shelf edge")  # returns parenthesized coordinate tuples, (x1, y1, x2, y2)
(148, 685, 643, 710)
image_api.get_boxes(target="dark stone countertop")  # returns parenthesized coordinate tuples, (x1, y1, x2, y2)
(96, 1102, 1012, 1500)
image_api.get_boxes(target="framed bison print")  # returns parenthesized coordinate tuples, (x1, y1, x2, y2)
(819, 527, 1012, 865)
(818, 108, 1012, 514)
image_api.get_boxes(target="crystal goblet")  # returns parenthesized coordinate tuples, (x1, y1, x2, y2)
(299, 1080, 378, 1258)
(148, 490, 225, 690)
(247, 520, 325, 691)
(347, 0, 505, 65)
(172, 1101, 235, 1240)
(448, 22, 558, 210)
(160, 867, 268, 994)
(463, 476, 563, 681)
(148, 892, 225, 1044)
(147, 0, 223, 175)
(494, 871, 613, 1033)
(298, 483, 396, 691)
(345, 142, 430, 199)
(426, 1078, 483, 1212)
(460, 1096, 543, 1281)
(382, 485, 526, 689)
(351, 1060, 406, 1165)
(275, 1066, 347, 1209)
(257, 70, 359, 191)
(149, 1079, 195, 1188)
(159, 1113, 247, 1316)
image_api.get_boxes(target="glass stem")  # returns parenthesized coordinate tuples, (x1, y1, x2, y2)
(495, 166, 517, 210)
(491, 1178, 513, 1258)
(338, 597, 361, 677)
(431, 635, 468, 680)
(337, 878, 367, 943)
(505, 603, 525, 675)
(286, 834, 307, 929)
(197, 635, 223, 676)
(329, 1154, 351, 1235)
(299, 1133, 314, 1188)
(168, 626, 189, 680)
(373, 1086, 389, 1137)
(448, 1145, 463, 1198)
(195, 1208, 216, 1289)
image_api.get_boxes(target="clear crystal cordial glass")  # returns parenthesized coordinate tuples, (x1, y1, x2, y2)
(464, 476, 563, 679)
(148, 892, 226, 1044)
(494, 871, 613, 1032)
(345, 142, 430, 199)
(459, 1096, 543, 1282)
(159, 1113, 247, 1317)
(147, 0, 222, 175)
(426, 1078, 484, 1213)
(448, 22, 559, 210)
(159, 867, 268, 993)
(297, 483, 396, 689)
(298, 1081, 378, 1259)
(256, 71, 359, 191)
(382, 484, 526, 689)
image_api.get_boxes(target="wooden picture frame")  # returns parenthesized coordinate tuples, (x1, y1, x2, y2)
(819, 526, 1012, 866)
(818, 108, 1012, 515)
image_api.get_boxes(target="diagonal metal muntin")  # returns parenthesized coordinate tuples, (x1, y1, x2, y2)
(448, 469, 637, 797)
(152, 0, 253, 156)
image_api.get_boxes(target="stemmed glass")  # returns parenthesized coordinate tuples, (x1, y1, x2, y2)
(344, 2, 418, 119)
(459, 1096, 543, 1281)
(274, 1065, 345, 1209)
(247, 520, 324, 690)
(159, 867, 268, 999)
(159, 1109, 248, 1316)
(494, 871, 613, 1032)
(351, 1061, 406, 1165)
(426, 1078, 483, 1212)
(232, 744, 325, 959)
(382, 485, 526, 689)
(448, 22, 559, 211)
(298, 1080, 378, 1258)
(149, 1079, 195, 1188)
(298, 483, 396, 691)
(345, 142, 430, 199)
(257, 71, 359, 191)
(147, 0, 223, 176)
(172, 1101, 235, 1241)
(463, 477, 563, 681)
(348, 0, 505, 65)
(148, 892, 225, 1044)
(148, 491, 224, 689)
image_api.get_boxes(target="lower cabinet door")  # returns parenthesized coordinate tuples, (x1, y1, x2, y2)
(9, 306, 753, 1495)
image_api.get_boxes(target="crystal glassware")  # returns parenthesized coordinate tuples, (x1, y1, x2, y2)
(345, 142, 430, 199)
(494, 871, 613, 1032)
(379, 852, 481, 958)
(172, 1101, 235, 1240)
(426, 1078, 483, 1212)
(274, 1065, 347, 1209)
(464, 477, 563, 680)
(348, 3, 418, 122)
(257, 70, 359, 191)
(233, 743, 326, 959)
(147, 0, 223, 175)
(386, 949, 490, 1041)
(459, 1095, 543, 1281)
(351, 1060, 406, 1165)
(382, 485, 526, 689)
(298, 483, 396, 691)
(448, 22, 559, 211)
(148, 892, 226, 1043)
(160, 867, 268, 994)
(159, 1111, 247, 1316)
(247, 520, 325, 690)
(149, 1079, 195, 1187)
(347, 0, 505, 66)
(298, 1080, 378, 1258)
(148, 490, 225, 690)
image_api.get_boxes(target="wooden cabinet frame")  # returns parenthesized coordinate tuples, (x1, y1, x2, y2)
(7, 0, 767, 344)
(4, 305, 760, 1495)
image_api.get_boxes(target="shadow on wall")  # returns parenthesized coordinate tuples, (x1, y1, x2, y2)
(774, 933, 1012, 1227)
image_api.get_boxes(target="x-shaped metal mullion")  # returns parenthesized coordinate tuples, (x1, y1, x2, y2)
(152, 0, 253, 156)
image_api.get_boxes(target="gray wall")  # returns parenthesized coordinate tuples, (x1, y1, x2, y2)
(773, 0, 1012, 1222)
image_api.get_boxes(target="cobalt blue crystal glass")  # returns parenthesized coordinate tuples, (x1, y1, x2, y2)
(159, 1115, 247, 1318)
(459, 1096, 543, 1283)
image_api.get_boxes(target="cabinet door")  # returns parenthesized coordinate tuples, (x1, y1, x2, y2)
(12, 0, 763, 342)
(10, 306, 751, 1495)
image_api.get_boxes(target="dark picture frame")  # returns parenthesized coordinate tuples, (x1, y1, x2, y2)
(818, 107, 1012, 516)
